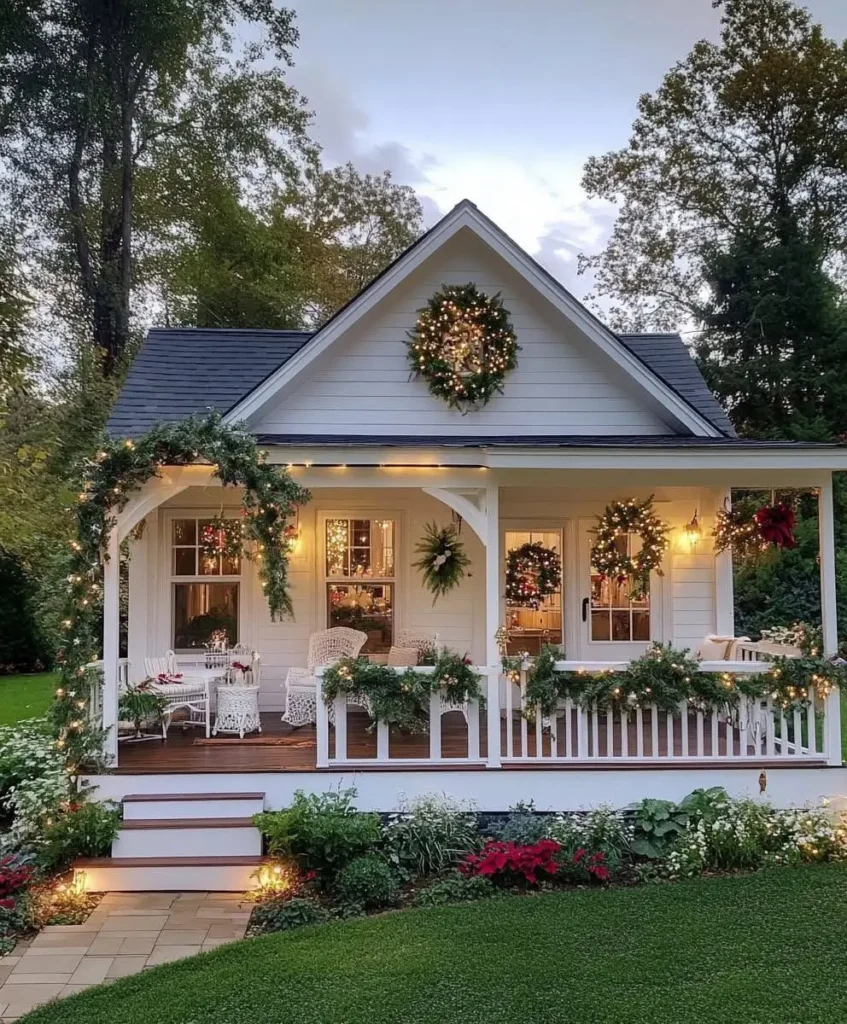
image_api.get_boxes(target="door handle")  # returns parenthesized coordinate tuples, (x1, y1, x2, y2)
(582, 597, 589, 622)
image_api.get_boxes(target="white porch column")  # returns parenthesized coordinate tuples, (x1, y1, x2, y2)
(484, 483, 502, 768)
(819, 477, 842, 765)
(102, 526, 121, 766)
(714, 489, 735, 637)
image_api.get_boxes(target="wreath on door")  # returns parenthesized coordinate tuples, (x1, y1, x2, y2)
(590, 497, 669, 600)
(505, 542, 562, 609)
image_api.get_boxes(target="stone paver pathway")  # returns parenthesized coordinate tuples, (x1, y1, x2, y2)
(0, 892, 251, 1021)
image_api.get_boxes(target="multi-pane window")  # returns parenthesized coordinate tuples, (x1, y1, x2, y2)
(324, 518, 395, 653)
(171, 518, 240, 649)
(589, 533, 650, 642)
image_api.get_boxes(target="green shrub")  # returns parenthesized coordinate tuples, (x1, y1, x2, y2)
(491, 801, 550, 846)
(630, 798, 691, 859)
(249, 896, 330, 935)
(335, 854, 398, 909)
(548, 806, 633, 875)
(383, 794, 479, 879)
(413, 872, 496, 907)
(253, 789, 381, 886)
(38, 800, 121, 872)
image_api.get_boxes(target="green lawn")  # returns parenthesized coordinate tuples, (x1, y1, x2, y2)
(21, 865, 847, 1024)
(0, 673, 57, 725)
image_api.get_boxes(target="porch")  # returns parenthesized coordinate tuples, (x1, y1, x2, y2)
(94, 444, 844, 794)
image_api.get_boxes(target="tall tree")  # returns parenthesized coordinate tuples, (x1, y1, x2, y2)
(580, 0, 847, 437)
(0, 0, 313, 371)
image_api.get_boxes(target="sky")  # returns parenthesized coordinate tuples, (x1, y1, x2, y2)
(285, 0, 847, 294)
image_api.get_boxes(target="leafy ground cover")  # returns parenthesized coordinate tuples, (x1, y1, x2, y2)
(20, 864, 847, 1024)
(0, 675, 56, 726)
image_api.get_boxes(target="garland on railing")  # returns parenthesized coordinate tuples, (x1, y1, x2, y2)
(518, 643, 844, 722)
(49, 412, 310, 778)
(322, 651, 484, 733)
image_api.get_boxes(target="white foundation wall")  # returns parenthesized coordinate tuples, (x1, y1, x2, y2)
(127, 483, 723, 710)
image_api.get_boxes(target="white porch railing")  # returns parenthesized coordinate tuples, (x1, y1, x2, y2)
(506, 659, 832, 765)
(85, 659, 130, 728)
(314, 665, 499, 769)
(314, 658, 838, 768)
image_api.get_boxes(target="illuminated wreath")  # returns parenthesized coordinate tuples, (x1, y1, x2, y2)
(505, 542, 562, 609)
(200, 516, 244, 561)
(590, 497, 669, 600)
(407, 282, 519, 411)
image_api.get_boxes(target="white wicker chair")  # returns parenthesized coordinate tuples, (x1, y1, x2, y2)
(143, 651, 212, 738)
(227, 643, 255, 684)
(282, 628, 367, 726)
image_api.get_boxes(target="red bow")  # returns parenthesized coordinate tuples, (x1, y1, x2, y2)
(754, 503, 796, 549)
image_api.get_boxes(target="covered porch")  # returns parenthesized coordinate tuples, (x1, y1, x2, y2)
(97, 442, 845, 781)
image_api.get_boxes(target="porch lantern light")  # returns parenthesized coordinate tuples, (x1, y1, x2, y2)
(683, 511, 702, 549)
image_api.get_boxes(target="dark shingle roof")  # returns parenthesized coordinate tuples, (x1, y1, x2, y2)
(619, 333, 736, 438)
(107, 326, 735, 439)
(106, 328, 311, 437)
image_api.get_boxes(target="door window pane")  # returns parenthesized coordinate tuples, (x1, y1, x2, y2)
(325, 518, 394, 578)
(327, 583, 393, 653)
(589, 533, 651, 643)
(504, 530, 563, 656)
(173, 583, 239, 649)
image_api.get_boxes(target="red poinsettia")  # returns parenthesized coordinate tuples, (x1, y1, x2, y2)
(460, 839, 562, 885)
(754, 503, 796, 549)
(0, 856, 33, 900)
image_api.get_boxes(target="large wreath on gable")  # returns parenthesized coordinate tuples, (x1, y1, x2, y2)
(590, 497, 670, 601)
(505, 542, 562, 609)
(407, 282, 519, 412)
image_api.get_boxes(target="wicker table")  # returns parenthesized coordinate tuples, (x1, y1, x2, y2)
(212, 685, 261, 739)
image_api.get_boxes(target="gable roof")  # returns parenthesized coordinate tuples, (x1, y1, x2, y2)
(221, 201, 723, 436)
(106, 325, 734, 439)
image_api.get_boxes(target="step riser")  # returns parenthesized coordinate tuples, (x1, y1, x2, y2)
(112, 827, 262, 859)
(123, 799, 264, 821)
(81, 863, 259, 892)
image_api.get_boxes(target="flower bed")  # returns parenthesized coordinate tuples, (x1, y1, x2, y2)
(248, 787, 847, 936)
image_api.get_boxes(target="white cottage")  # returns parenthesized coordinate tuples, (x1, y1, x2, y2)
(83, 200, 847, 891)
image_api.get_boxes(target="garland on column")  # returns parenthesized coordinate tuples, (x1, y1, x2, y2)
(589, 497, 669, 600)
(49, 412, 310, 777)
(406, 282, 520, 411)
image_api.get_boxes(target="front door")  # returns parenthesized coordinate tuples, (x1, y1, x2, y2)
(576, 518, 662, 662)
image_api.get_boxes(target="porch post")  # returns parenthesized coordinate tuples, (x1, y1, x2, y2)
(714, 489, 735, 637)
(484, 484, 502, 768)
(102, 526, 120, 766)
(819, 477, 842, 765)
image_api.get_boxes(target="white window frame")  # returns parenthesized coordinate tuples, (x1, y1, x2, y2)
(166, 512, 243, 653)
(317, 510, 400, 655)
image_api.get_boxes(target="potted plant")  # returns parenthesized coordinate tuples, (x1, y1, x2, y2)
(118, 687, 168, 741)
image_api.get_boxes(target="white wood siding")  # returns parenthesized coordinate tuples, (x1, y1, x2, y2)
(128, 482, 721, 711)
(252, 231, 673, 437)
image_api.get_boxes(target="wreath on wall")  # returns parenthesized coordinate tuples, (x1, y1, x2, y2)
(505, 542, 562, 609)
(406, 282, 520, 412)
(413, 522, 471, 603)
(590, 497, 669, 601)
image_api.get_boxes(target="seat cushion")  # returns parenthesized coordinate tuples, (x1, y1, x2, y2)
(387, 646, 419, 668)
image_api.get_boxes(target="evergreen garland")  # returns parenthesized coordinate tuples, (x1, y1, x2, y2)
(323, 650, 483, 733)
(413, 522, 471, 603)
(713, 498, 768, 559)
(590, 496, 669, 600)
(407, 283, 519, 411)
(50, 412, 310, 778)
(504, 542, 562, 608)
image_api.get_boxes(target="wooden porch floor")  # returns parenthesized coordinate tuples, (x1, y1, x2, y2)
(114, 711, 824, 774)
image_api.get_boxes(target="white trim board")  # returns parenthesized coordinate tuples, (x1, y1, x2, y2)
(223, 201, 720, 437)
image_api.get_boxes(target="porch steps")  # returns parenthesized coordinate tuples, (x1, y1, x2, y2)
(75, 791, 267, 892)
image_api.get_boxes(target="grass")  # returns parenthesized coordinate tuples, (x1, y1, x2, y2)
(21, 865, 847, 1024)
(0, 673, 56, 726)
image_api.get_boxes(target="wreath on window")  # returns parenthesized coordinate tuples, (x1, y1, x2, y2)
(505, 542, 562, 609)
(590, 497, 669, 601)
(413, 522, 471, 603)
(407, 282, 519, 412)
(200, 515, 243, 561)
